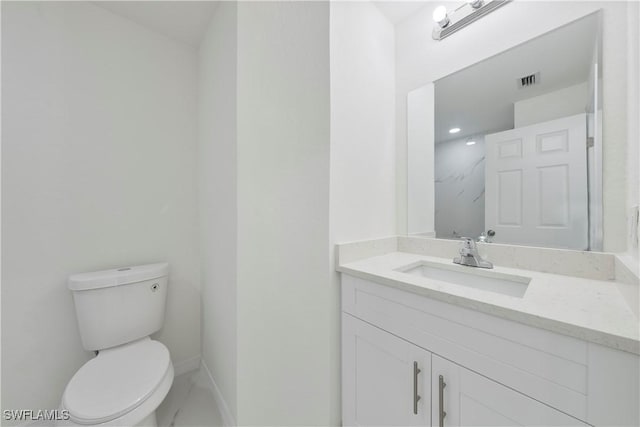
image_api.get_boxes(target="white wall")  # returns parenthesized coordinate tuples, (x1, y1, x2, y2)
(330, 1, 396, 243)
(396, 1, 632, 253)
(198, 3, 366, 424)
(627, 0, 640, 258)
(197, 4, 396, 424)
(197, 2, 237, 422)
(1, 1, 200, 419)
(236, 2, 332, 425)
(514, 82, 588, 128)
(330, 3, 396, 423)
(407, 84, 435, 235)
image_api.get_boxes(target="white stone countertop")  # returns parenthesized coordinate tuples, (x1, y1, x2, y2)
(338, 251, 640, 355)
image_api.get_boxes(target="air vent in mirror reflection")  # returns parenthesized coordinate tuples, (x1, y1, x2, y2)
(517, 72, 540, 89)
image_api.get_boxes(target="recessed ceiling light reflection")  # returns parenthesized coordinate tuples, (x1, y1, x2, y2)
(449, 127, 461, 134)
(466, 140, 476, 146)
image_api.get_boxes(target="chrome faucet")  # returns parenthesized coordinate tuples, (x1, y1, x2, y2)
(453, 237, 493, 269)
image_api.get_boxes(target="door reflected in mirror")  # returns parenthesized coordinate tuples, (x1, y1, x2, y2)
(408, 11, 602, 251)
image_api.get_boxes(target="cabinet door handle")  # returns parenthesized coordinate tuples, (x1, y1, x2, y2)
(439, 375, 447, 427)
(413, 361, 421, 415)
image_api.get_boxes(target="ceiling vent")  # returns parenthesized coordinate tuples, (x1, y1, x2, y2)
(518, 72, 540, 89)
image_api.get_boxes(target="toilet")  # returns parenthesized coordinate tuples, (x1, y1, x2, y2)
(58, 263, 174, 427)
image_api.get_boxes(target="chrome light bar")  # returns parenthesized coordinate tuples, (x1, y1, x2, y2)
(432, 0, 512, 41)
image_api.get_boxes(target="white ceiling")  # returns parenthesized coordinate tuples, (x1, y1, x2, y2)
(435, 12, 599, 143)
(93, 1, 219, 47)
(93, 0, 429, 46)
(95, 0, 424, 43)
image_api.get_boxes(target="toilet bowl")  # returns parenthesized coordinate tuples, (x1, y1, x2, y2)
(60, 263, 173, 427)
(59, 338, 173, 427)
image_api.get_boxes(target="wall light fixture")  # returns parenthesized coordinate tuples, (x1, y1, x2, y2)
(432, 0, 511, 40)
(432, 5, 450, 28)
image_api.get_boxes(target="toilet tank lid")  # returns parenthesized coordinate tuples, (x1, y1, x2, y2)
(68, 262, 169, 291)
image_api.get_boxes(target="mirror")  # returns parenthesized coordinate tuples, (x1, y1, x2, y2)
(407, 12, 602, 251)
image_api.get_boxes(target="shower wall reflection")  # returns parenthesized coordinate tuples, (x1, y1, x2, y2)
(434, 136, 485, 239)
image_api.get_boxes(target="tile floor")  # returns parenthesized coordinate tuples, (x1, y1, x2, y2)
(157, 368, 223, 427)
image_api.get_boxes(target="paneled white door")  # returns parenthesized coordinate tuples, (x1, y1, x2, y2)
(485, 114, 588, 249)
(431, 355, 588, 426)
(342, 314, 431, 426)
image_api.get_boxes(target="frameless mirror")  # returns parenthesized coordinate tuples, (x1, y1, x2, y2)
(407, 12, 602, 251)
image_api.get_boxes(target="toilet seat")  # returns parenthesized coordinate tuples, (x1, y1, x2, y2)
(62, 338, 171, 425)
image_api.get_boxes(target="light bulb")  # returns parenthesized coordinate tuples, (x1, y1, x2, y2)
(432, 6, 449, 28)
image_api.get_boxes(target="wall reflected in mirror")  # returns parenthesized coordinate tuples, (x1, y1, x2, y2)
(408, 11, 603, 251)
(435, 134, 486, 240)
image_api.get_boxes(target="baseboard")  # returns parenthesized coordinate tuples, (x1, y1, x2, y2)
(173, 355, 201, 376)
(200, 361, 236, 427)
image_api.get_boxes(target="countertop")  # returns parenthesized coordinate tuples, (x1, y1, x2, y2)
(338, 251, 640, 355)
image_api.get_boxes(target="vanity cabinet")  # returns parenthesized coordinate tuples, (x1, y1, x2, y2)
(343, 314, 586, 427)
(342, 314, 430, 426)
(341, 274, 640, 427)
(431, 355, 586, 426)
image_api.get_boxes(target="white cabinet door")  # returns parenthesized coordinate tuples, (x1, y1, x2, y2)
(342, 314, 431, 426)
(431, 355, 588, 427)
(485, 113, 588, 250)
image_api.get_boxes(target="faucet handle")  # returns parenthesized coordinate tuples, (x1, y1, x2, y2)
(454, 237, 493, 269)
(460, 237, 475, 247)
(459, 237, 476, 255)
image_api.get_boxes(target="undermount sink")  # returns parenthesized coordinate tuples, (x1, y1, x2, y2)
(396, 261, 531, 298)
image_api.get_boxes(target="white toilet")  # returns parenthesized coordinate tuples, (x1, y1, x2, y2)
(59, 263, 174, 427)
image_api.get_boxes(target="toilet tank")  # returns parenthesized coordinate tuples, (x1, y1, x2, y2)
(68, 263, 169, 351)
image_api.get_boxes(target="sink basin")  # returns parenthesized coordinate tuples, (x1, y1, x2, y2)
(396, 261, 530, 298)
